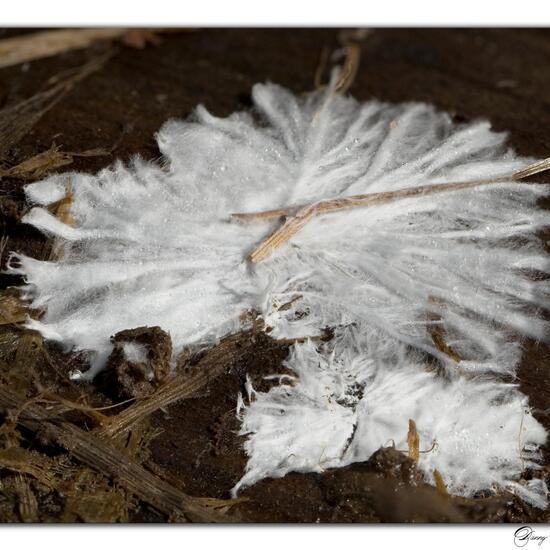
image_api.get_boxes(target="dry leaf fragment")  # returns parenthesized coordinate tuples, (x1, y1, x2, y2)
(407, 419, 420, 461)
(433, 469, 449, 496)
(0, 144, 111, 181)
(50, 181, 75, 227)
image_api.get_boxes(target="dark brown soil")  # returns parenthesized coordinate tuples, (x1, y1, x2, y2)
(0, 28, 549, 523)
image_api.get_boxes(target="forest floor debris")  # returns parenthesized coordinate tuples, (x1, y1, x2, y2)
(0, 28, 549, 523)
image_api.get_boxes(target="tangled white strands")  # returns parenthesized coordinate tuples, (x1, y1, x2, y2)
(8, 80, 550, 506)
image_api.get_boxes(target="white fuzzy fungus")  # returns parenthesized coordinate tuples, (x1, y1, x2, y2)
(9, 81, 550, 506)
(235, 327, 548, 508)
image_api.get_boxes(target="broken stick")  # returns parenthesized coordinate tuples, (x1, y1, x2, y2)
(233, 157, 550, 263)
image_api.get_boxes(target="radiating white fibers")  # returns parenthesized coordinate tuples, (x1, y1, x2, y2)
(9, 82, 550, 505)
(234, 327, 548, 508)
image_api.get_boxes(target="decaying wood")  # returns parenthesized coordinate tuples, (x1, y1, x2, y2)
(107, 326, 172, 399)
(98, 329, 283, 438)
(60, 467, 131, 523)
(233, 157, 550, 263)
(0, 445, 58, 489)
(0, 385, 237, 522)
(13, 473, 38, 523)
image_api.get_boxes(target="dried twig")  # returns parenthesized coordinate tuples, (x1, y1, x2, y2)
(334, 43, 361, 94)
(314, 28, 369, 93)
(313, 47, 330, 90)
(234, 157, 550, 263)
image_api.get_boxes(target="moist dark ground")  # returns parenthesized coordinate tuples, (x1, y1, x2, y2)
(0, 28, 549, 523)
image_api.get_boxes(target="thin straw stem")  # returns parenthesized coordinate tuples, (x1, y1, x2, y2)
(237, 157, 550, 263)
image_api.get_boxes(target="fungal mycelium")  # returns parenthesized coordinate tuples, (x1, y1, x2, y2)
(9, 79, 550, 506)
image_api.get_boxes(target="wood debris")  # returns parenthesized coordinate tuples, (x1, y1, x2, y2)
(12, 474, 38, 522)
(0, 385, 238, 522)
(433, 469, 449, 496)
(407, 419, 420, 461)
(98, 328, 286, 438)
(0, 144, 111, 181)
(426, 296, 461, 363)
(233, 157, 550, 263)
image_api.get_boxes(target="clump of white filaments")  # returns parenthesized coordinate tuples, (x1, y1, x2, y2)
(8, 80, 550, 507)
